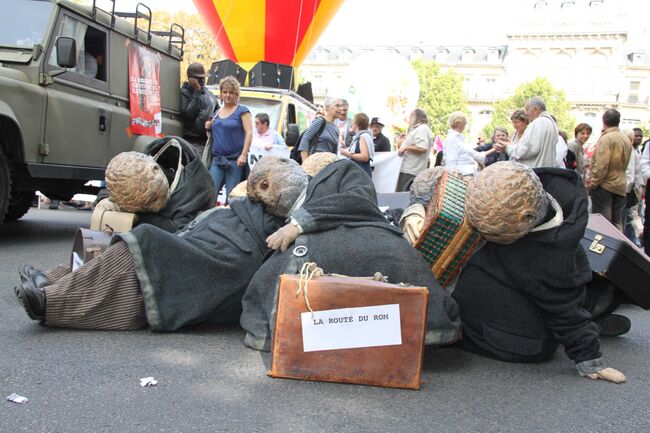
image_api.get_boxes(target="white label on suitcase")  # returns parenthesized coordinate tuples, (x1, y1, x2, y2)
(301, 304, 402, 352)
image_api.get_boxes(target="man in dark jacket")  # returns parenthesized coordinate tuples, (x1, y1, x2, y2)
(240, 158, 461, 351)
(452, 167, 625, 383)
(370, 117, 391, 152)
(180, 62, 217, 157)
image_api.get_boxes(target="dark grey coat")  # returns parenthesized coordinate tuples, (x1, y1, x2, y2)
(453, 168, 602, 368)
(118, 199, 282, 331)
(240, 160, 462, 351)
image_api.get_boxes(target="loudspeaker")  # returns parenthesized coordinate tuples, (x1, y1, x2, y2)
(296, 82, 314, 103)
(248, 61, 294, 89)
(207, 60, 247, 86)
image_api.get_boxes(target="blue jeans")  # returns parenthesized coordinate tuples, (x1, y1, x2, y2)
(209, 157, 243, 203)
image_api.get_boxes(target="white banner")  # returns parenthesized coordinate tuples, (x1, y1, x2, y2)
(247, 144, 290, 170)
(301, 304, 402, 352)
(372, 152, 401, 193)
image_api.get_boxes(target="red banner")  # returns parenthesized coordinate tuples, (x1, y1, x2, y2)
(127, 42, 162, 136)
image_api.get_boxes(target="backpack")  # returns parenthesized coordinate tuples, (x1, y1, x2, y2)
(564, 149, 577, 170)
(290, 117, 327, 164)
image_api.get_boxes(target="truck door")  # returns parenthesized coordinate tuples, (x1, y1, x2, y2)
(43, 12, 114, 168)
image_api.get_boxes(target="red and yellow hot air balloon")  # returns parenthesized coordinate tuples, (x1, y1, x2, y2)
(193, 0, 344, 69)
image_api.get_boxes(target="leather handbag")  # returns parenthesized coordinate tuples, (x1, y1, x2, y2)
(268, 274, 429, 389)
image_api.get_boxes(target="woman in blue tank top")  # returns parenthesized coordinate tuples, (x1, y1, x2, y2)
(207, 76, 252, 202)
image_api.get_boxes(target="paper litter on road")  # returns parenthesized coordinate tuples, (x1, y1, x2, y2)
(140, 377, 158, 387)
(6, 393, 28, 404)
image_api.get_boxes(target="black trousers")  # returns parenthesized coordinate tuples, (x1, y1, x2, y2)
(644, 179, 650, 256)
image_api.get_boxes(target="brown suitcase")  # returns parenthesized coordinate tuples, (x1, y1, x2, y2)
(268, 274, 429, 390)
(581, 213, 650, 309)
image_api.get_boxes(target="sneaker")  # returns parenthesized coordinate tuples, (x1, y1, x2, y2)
(596, 314, 631, 337)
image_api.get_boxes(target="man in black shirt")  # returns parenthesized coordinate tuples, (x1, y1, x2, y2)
(370, 117, 391, 152)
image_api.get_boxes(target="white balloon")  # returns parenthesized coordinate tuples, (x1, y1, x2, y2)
(333, 51, 420, 129)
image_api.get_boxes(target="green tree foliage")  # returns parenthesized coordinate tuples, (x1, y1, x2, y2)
(482, 77, 575, 138)
(411, 60, 468, 138)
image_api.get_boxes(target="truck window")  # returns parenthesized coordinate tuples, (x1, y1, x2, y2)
(287, 104, 296, 125)
(1, 0, 53, 48)
(47, 14, 107, 82)
(295, 103, 316, 132)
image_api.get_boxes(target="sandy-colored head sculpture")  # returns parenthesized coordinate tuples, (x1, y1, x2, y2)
(465, 161, 547, 244)
(228, 181, 248, 202)
(247, 157, 308, 217)
(302, 152, 337, 177)
(105, 151, 169, 213)
(409, 167, 447, 206)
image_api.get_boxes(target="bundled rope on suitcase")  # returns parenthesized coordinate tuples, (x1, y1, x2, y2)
(296, 262, 388, 314)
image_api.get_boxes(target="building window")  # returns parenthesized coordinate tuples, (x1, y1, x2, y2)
(628, 81, 641, 104)
(479, 110, 493, 116)
(435, 48, 449, 62)
(316, 49, 330, 62)
(584, 112, 597, 118)
(534, 0, 548, 8)
(622, 118, 641, 126)
(628, 52, 644, 64)
(561, 0, 575, 7)
(589, 0, 604, 6)
(336, 48, 352, 62)
(461, 48, 475, 63)
(487, 48, 500, 63)
(409, 48, 424, 61)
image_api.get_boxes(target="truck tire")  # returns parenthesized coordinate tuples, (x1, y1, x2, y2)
(0, 150, 10, 224)
(0, 151, 34, 222)
(5, 190, 34, 221)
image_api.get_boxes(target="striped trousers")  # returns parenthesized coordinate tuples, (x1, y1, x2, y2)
(44, 241, 147, 331)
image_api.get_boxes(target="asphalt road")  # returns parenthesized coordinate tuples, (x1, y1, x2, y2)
(1, 208, 649, 433)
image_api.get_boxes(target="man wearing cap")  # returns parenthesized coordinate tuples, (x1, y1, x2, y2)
(370, 117, 391, 152)
(180, 62, 218, 157)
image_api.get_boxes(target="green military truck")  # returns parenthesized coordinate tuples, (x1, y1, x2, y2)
(0, 0, 184, 224)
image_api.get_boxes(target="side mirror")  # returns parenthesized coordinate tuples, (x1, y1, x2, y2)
(285, 123, 300, 146)
(56, 37, 76, 69)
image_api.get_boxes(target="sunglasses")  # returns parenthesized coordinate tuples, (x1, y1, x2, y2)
(191, 76, 206, 84)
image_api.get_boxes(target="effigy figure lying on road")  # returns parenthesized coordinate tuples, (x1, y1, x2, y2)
(240, 154, 461, 351)
(13, 157, 303, 331)
(401, 161, 626, 384)
(14, 156, 461, 351)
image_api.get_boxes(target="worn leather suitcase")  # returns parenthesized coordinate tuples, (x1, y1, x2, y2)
(269, 274, 429, 389)
(581, 213, 650, 309)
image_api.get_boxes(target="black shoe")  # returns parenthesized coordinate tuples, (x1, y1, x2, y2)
(596, 314, 631, 337)
(14, 280, 46, 321)
(18, 265, 51, 289)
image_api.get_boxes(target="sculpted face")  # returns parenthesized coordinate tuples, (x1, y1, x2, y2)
(247, 157, 308, 217)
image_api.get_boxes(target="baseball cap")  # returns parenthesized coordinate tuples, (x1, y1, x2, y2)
(187, 62, 206, 78)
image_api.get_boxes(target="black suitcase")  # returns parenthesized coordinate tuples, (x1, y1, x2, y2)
(580, 213, 650, 309)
